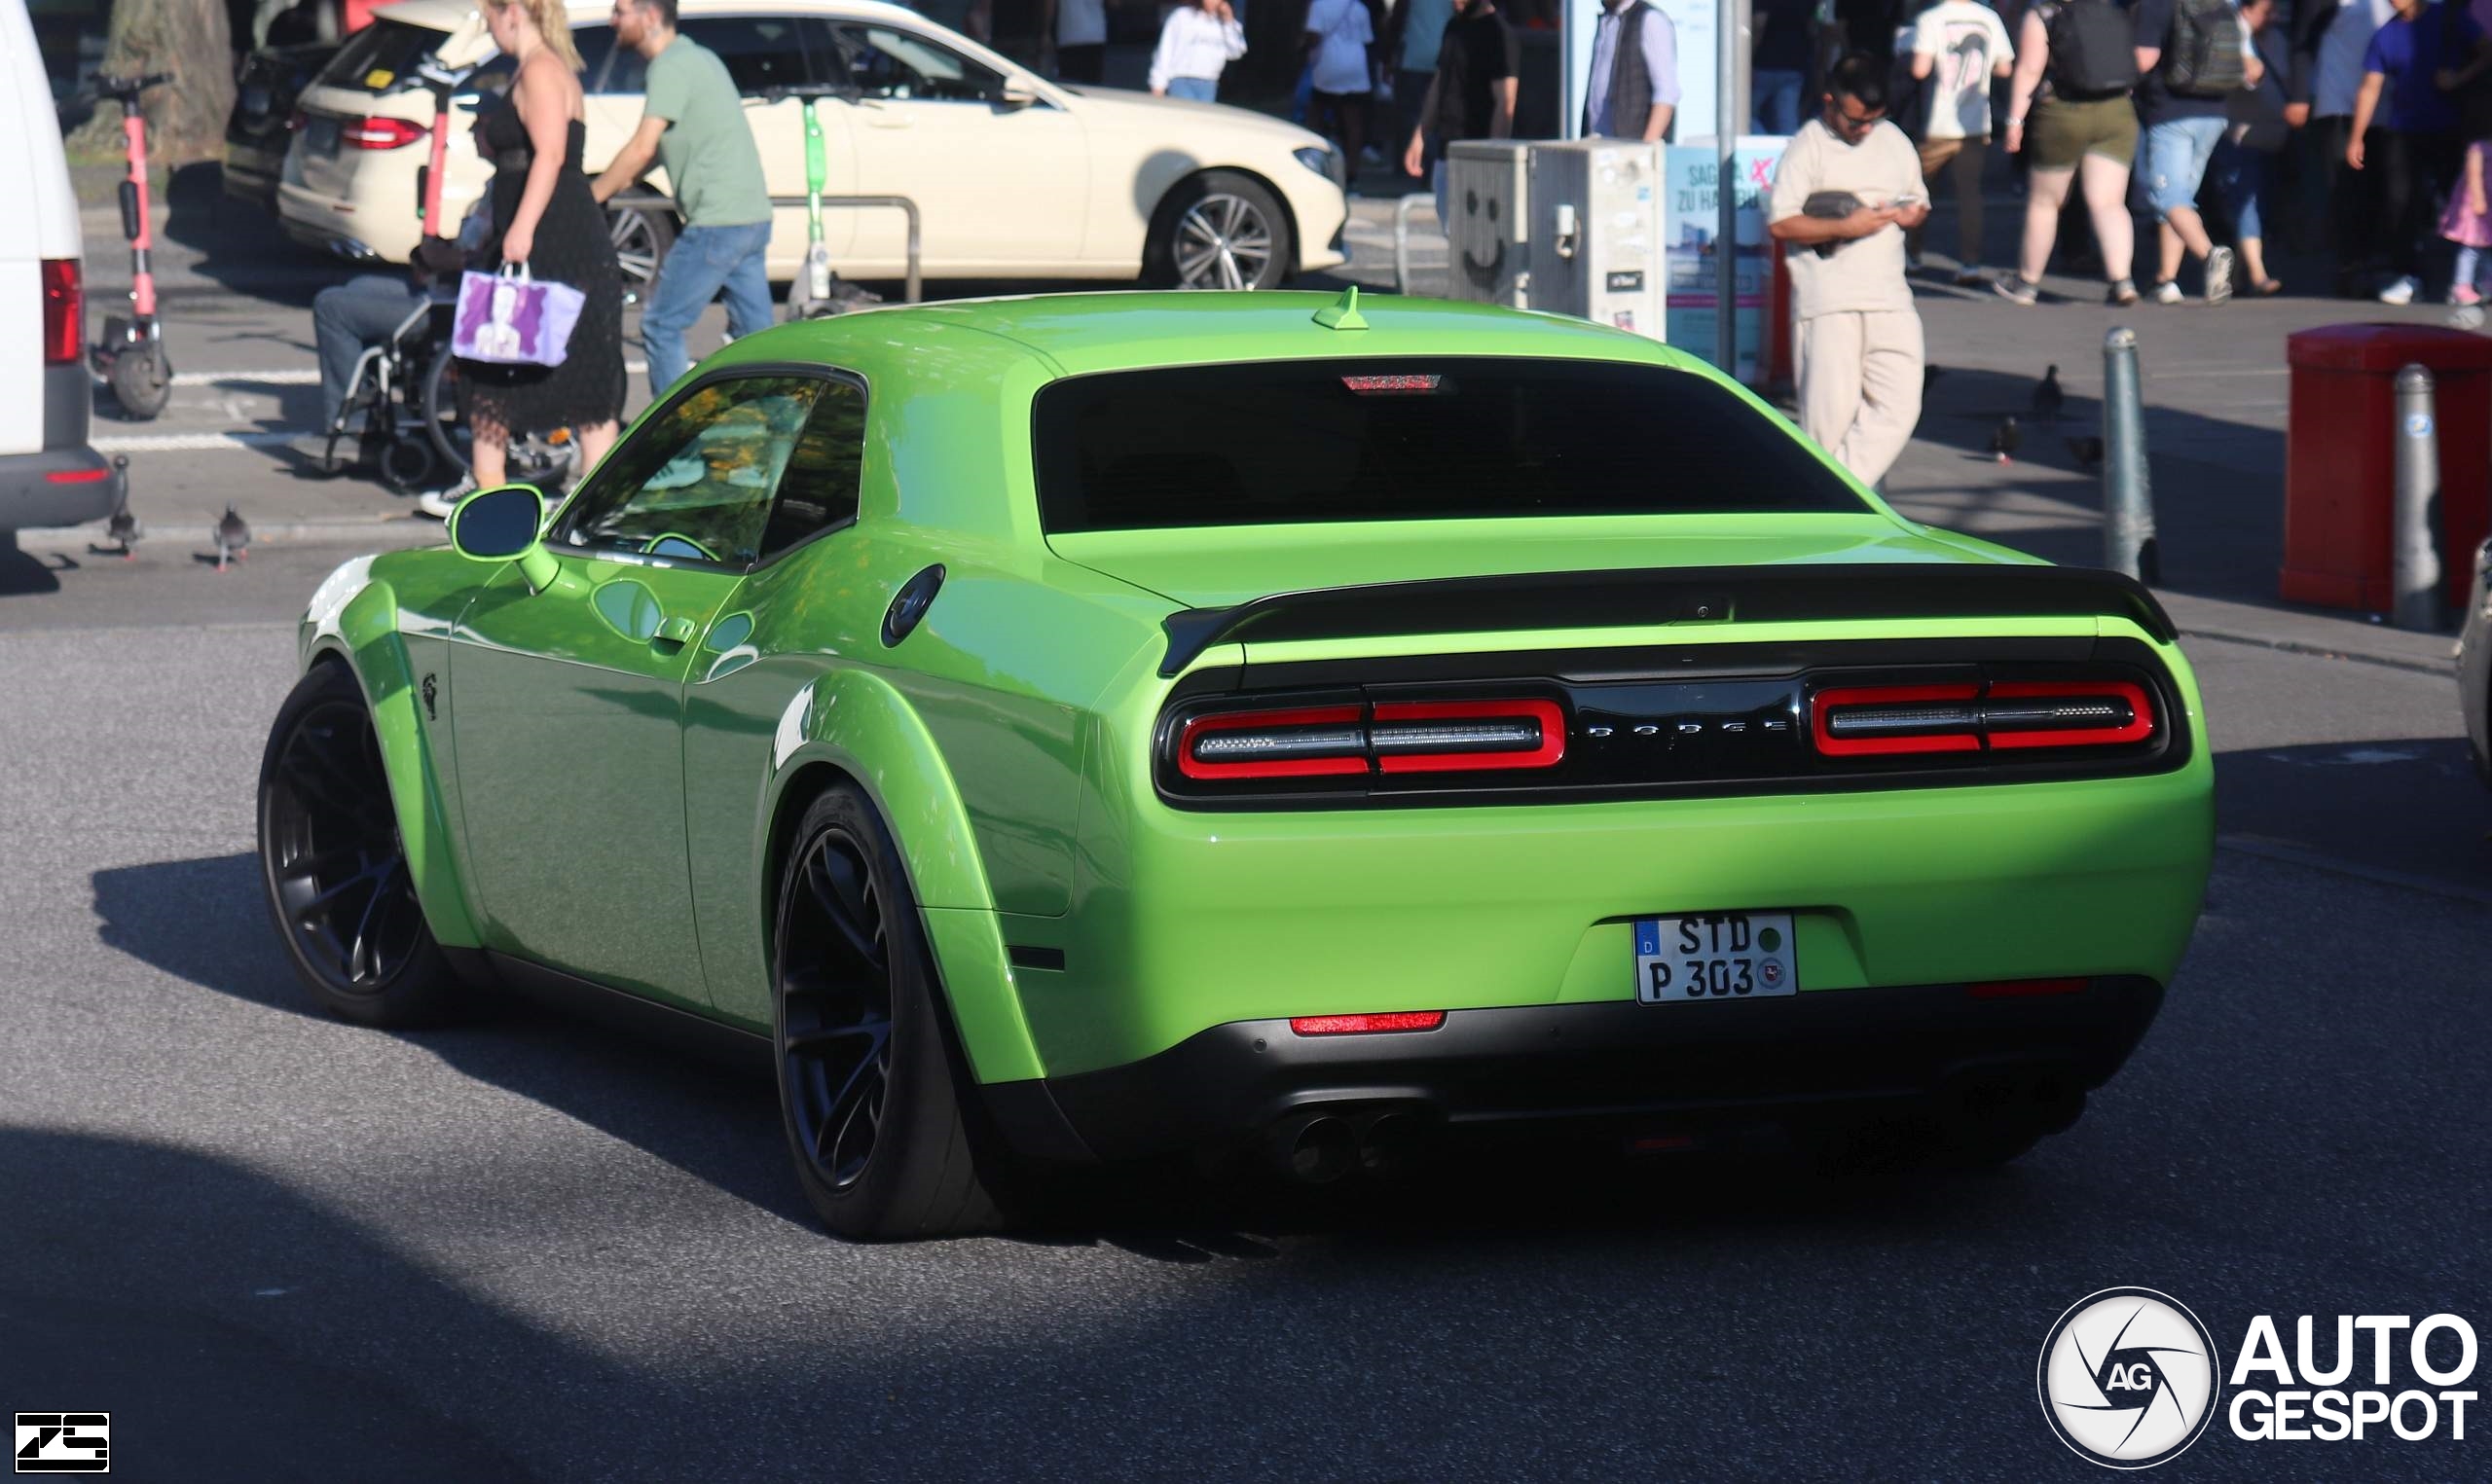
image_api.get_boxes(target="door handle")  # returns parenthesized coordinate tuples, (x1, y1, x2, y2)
(651, 616, 697, 648)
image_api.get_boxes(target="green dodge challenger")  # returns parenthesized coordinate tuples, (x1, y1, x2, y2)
(259, 290, 2213, 1238)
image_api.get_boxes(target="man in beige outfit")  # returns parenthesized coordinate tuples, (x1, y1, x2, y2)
(1766, 54, 1929, 489)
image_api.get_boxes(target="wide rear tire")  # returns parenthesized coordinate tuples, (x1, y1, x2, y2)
(256, 663, 464, 1028)
(773, 784, 1006, 1240)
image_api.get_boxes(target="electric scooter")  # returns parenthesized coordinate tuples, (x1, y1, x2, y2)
(770, 83, 876, 320)
(92, 73, 176, 419)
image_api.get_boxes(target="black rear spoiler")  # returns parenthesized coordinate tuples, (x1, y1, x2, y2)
(1156, 562, 2176, 677)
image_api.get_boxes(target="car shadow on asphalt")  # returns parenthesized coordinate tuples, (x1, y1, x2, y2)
(90, 851, 814, 1230)
(0, 1127, 578, 1480)
(93, 851, 2064, 1264)
(0, 538, 67, 596)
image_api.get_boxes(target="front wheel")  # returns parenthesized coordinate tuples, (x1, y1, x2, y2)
(606, 200, 676, 307)
(1144, 170, 1294, 290)
(107, 341, 172, 419)
(421, 346, 576, 490)
(256, 663, 464, 1028)
(773, 784, 1006, 1240)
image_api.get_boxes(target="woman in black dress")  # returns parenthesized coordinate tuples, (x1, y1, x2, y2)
(435, 0, 626, 511)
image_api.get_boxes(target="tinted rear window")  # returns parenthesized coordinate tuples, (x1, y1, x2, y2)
(313, 20, 448, 95)
(1032, 359, 1866, 534)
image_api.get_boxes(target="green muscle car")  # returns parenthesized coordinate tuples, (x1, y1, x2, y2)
(258, 290, 2214, 1239)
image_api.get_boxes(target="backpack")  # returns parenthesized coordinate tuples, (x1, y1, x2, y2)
(2161, 0, 2249, 97)
(2046, 0, 2141, 100)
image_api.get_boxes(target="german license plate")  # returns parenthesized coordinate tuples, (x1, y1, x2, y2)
(1633, 912, 1797, 1003)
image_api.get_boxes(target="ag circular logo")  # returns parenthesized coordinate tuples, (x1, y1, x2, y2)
(2038, 1288, 2220, 1469)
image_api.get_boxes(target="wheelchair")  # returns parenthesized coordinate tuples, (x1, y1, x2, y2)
(321, 291, 580, 493)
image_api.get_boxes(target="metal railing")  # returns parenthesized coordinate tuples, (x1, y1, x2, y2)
(1392, 192, 1437, 297)
(770, 194, 924, 305)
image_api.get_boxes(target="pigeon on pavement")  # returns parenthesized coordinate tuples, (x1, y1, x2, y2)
(2032, 365, 2065, 422)
(2066, 435, 2105, 472)
(1990, 416, 2022, 464)
(214, 505, 250, 573)
(97, 457, 138, 560)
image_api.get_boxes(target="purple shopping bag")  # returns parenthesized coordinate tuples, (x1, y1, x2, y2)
(453, 265, 585, 368)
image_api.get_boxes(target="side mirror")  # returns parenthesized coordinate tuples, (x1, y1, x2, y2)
(447, 484, 562, 593)
(998, 79, 1042, 109)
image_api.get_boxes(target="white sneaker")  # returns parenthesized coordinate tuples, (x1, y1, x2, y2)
(2150, 280, 2184, 305)
(415, 476, 475, 521)
(2378, 274, 2421, 306)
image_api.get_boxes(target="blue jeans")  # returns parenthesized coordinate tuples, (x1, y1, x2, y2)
(640, 220, 774, 400)
(1753, 68, 1805, 136)
(2138, 116, 2228, 219)
(2210, 141, 2271, 243)
(1166, 76, 1218, 101)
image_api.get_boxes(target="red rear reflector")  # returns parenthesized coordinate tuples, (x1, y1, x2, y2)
(1290, 1011, 1446, 1034)
(344, 116, 428, 149)
(45, 467, 109, 484)
(1178, 705, 1367, 780)
(1812, 683, 1982, 756)
(1371, 698, 1565, 774)
(1967, 977, 2089, 999)
(1340, 374, 1442, 394)
(40, 259, 81, 365)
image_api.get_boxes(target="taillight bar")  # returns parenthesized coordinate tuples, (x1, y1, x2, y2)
(1290, 1010, 1446, 1034)
(343, 116, 429, 149)
(1175, 699, 1566, 780)
(1814, 680, 2154, 757)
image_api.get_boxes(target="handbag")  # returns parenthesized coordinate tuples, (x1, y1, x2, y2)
(452, 264, 584, 368)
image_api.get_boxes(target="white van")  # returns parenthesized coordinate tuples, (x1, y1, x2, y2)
(0, 0, 120, 534)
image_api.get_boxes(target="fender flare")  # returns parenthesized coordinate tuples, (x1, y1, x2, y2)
(304, 578, 486, 950)
(758, 669, 1044, 1083)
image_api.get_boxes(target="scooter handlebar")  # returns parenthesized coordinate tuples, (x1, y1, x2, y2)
(92, 72, 174, 98)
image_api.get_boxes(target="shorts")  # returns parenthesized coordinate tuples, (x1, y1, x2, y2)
(2138, 115, 2228, 217)
(1918, 134, 1987, 174)
(2027, 95, 2138, 171)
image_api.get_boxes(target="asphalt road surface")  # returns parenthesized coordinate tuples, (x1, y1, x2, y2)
(1, 534, 2486, 1482)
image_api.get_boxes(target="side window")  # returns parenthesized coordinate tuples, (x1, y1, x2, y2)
(679, 16, 821, 94)
(556, 377, 828, 568)
(574, 23, 648, 94)
(832, 23, 1004, 103)
(759, 378, 868, 560)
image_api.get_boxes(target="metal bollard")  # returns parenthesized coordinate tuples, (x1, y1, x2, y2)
(2102, 327, 2159, 585)
(1393, 192, 1434, 298)
(2391, 363, 2444, 631)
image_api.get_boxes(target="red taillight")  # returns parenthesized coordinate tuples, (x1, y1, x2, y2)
(1968, 977, 2090, 999)
(1980, 680, 2154, 749)
(343, 116, 428, 149)
(1289, 1011, 1446, 1034)
(1813, 680, 2155, 757)
(45, 467, 110, 484)
(1812, 683, 1981, 756)
(40, 259, 81, 365)
(1175, 699, 1566, 781)
(1177, 705, 1368, 780)
(1371, 699, 1566, 774)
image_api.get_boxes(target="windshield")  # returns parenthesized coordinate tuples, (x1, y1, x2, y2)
(1031, 359, 1869, 534)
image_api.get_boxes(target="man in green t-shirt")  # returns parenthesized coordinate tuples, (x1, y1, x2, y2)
(591, 0, 775, 397)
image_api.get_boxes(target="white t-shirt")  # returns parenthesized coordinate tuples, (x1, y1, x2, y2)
(1055, 0, 1106, 48)
(1911, 0, 2014, 141)
(1767, 118, 1924, 320)
(1304, 0, 1375, 94)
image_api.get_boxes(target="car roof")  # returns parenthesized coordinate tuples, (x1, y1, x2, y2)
(759, 291, 1713, 380)
(374, 0, 939, 33)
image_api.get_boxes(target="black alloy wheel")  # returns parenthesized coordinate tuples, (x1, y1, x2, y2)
(257, 664, 461, 1026)
(772, 785, 1004, 1239)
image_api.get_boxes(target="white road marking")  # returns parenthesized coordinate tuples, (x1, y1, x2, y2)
(172, 368, 322, 386)
(93, 430, 302, 452)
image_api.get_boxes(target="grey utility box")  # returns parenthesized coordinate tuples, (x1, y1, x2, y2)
(1523, 139, 1665, 341)
(1442, 140, 1532, 308)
